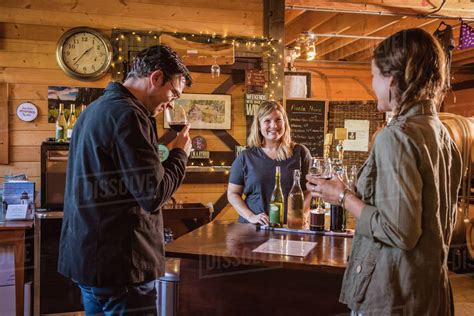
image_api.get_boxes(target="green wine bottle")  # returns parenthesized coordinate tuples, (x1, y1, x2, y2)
(269, 166, 284, 228)
(55, 103, 67, 142)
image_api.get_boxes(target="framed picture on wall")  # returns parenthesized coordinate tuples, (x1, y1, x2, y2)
(164, 93, 232, 130)
(284, 72, 311, 98)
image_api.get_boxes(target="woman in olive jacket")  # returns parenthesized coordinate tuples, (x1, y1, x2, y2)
(307, 28, 462, 315)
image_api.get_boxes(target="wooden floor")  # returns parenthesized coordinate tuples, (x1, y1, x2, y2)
(450, 271, 474, 316)
(43, 272, 474, 315)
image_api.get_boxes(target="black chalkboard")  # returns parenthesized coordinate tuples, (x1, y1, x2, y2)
(286, 99, 326, 157)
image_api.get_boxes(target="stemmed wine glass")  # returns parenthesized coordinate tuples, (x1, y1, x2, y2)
(165, 105, 188, 133)
(211, 56, 220, 78)
(309, 157, 332, 231)
(310, 158, 332, 176)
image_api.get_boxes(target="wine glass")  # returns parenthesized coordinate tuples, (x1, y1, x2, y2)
(309, 157, 332, 204)
(309, 157, 322, 177)
(165, 105, 187, 133)
(211, 56, 220, 78)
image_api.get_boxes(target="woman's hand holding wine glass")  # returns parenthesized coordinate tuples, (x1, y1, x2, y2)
(306, 158, 344, 205)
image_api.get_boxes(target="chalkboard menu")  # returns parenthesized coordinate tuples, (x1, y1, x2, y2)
(286, 99, 326, 157)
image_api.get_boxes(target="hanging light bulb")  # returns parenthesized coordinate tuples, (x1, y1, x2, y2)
(284, 47, 297, 71)
(306, 41, 316, 61)
(298, 32, 317, 61)
(294, 47, 301, 60)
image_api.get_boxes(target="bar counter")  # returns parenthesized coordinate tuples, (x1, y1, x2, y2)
(166, 221, 352, 315)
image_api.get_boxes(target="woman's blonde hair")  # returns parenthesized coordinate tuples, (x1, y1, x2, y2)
(373, 28, 447, 116)
(247, 100, 294, 160)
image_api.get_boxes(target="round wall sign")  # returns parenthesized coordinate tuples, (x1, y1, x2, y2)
(16, 102, 38, 122)
(192, 136, 207, 151)
(157, 144, 170, 162)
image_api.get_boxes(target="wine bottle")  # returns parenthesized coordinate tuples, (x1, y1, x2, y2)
(331, 163, 346, 232)
(55, 103, 67, 142)
(66, 103, 77, 141)
(78, 103, 87, 117)
(330, 204, 345, 232)
(269, 166, 284, 228)
(288, 169, 304, 229)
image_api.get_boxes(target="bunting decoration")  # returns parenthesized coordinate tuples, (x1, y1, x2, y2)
(458, 20, 474, 50)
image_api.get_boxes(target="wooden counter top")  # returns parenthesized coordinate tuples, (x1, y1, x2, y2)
(0, 219, 33, 230)
(166, 221, 352, 273)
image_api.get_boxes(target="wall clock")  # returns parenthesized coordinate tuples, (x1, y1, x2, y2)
(56, 27, 112, 81)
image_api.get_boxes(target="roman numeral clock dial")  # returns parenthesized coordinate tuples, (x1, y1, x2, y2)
(56, 27, 112, 81)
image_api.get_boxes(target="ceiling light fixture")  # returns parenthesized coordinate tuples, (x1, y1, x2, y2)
(293, 32, 318, 61)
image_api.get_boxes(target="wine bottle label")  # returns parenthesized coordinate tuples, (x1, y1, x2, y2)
(67, 129, 73, 139)
(55, 128, 64, 140)
(269, 203, 281, 224)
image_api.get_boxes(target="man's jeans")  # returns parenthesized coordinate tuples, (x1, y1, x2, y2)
(78, 281, 157, 316)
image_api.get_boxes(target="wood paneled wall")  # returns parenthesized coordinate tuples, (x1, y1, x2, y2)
(0, 0, 262, 221)
(293, 61, 374, 101)
(2, 1, 469, 222)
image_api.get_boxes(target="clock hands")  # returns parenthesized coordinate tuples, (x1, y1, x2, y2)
(73, 46, 94, 66)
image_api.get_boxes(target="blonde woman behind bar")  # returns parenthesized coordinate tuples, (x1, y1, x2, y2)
(228, 100, 311, 225)
(306, 28, 462, 315)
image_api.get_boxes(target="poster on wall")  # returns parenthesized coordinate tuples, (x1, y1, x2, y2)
(343, 119, 370, 152)
(47, 86, 104, 123)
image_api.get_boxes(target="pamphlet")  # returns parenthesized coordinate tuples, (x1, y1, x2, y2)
(252, 238, 317, 257)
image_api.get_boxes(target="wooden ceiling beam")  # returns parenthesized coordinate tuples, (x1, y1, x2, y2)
(315, 14, 400, 58)
(453, 57, 474, 66)
(285, 9, 305, 25)
(453, 48, 474, 63)
(341, 18, 441, 61)
(285, 11, 337, 46)
(285, 0, 474, 19)
(308, 12, 374, 46)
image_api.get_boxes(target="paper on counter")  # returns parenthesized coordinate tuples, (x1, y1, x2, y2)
(252, 238, 316, 257)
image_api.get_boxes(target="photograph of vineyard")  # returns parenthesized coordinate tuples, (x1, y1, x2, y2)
(47, 86, 104, 122)
(169, 93, 232, 130)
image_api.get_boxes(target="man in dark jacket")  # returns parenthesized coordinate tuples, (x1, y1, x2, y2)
(58, 45, 192, 315)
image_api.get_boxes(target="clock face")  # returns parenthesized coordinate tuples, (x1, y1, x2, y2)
(57, 27, 112, 80)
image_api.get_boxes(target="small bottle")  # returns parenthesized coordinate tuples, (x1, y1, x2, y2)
(288, 169, 304, 229)
(66, 103, 77, 141)
(269, 166, 284, 228)
(55, 103, 67, 142)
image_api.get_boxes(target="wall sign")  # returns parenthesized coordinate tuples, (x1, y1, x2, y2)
(343, 120, 370, 152)
(16, 102, 38, 122)
(157, 144, 170, 162)
(284, 72, 312, 98)
(245, 93, 267, 116)
(286, 99, 327, 157)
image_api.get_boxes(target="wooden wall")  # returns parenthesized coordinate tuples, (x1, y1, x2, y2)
(294, 61, 375, 101)
(444, 88, 474, 117)
(0, 0, 263, 221)
(1, 0, 471, 222)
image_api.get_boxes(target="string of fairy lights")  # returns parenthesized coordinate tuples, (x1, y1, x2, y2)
(110, 29, 284, 100)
